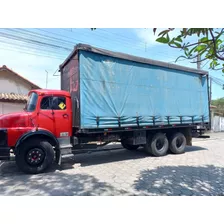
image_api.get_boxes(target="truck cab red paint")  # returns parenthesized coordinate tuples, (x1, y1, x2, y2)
(0, 89, 72, 147)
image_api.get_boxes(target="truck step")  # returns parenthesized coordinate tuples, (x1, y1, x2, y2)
(61, 154, 75, 159)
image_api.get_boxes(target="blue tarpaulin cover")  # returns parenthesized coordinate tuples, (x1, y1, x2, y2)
(79, 50, 209, 129)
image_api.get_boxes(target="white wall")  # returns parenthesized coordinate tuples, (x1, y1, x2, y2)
(212, 116, 224, 132)
(0, 69, 33, 115)
(0, 70, 33, 95)
(0, 102, 25, 115)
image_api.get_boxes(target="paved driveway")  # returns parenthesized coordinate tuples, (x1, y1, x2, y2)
(0, 132, 224, 196)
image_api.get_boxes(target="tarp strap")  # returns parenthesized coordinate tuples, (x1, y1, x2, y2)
(180, 116, 183, 124)
(152, 116, 156, 126)
(136, 116, 139, 126)
(118, 117, 121, 127)
(167, 116, 170, 125)
(96, 116, 99, 128)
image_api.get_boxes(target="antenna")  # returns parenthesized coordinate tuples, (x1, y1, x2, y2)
(45, 70, 48, 88)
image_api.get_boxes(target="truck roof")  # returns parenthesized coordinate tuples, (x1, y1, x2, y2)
(31, 89, 71, 97)
(59, 43, 208, 76)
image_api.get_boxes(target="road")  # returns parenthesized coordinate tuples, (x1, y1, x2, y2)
(0, 132, 224, 196)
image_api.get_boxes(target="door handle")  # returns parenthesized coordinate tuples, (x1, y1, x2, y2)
(63, 114, 69, 118)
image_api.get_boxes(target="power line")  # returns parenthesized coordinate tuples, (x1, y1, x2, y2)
(0, 31, 72, 51)
(0, 37, 69, 57)
(0, 28, 179, 64)
(14, 28, 76, 46)
(0, 29, 74, 58)
(0, 45, 65, 60)
(62, 28, 146, 48)
(0, 28, 189, 70)
(98, 28, 146, 44)
(61, 28, 179, 60)
(0, 29, 73, 60)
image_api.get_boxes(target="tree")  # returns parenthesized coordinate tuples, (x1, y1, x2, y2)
(211, 98, 224, 116)
(153, 28, 224, 73)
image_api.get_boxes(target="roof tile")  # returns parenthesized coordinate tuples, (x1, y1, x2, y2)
(0, 92, 28, 102)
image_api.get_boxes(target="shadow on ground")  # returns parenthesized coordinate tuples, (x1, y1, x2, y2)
(134, 165, 224, 196)
(74, 148, 147, 167)
(0, 145, 208, 172)
(0, 145, 213, 196)
(185, 146, 207, 153)
(72, 145, 207, 168)
(0, 163, 130, 196)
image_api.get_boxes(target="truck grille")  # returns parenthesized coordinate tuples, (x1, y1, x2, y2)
(0, 129, 7, 146)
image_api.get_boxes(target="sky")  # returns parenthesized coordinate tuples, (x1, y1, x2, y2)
(0, 28, 223, 99)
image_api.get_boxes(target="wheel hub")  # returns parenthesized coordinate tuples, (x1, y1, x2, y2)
(26, 148, 45, 166)
(176, 137, 183, 148)
(156, 138, 165, 150)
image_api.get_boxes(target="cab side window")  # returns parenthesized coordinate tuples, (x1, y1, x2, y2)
(40, 96, 66, 110)
(40, 97, 52, 110)
(52, 97, 66, 110)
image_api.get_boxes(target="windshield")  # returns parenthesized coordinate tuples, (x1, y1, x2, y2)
(25, 92, 38, 112)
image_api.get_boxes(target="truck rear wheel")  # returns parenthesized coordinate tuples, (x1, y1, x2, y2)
(121, 140, 139, 150)
(144, 133, 169, 156)
(15, 138, 54, 174)
(169, 132, 186, 154)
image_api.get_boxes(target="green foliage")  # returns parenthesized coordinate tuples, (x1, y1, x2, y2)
(211, 98, 224, 107)
(211, 98, 224, 116)
(153, 28, 224, 73)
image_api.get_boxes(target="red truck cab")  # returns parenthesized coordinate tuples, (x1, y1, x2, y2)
(0, 89, 72, 173)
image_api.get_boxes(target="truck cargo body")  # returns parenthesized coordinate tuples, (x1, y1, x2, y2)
(60, 44, 210, 133)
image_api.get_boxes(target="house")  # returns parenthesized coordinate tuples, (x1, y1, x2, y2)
(0, 65, 40, 114)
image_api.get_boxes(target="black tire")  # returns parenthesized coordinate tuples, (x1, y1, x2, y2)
(121, 140, 139, 150)
(169, 132, 186, 154)
(144, 133, 169, 156)
(15, 138, 54, 174)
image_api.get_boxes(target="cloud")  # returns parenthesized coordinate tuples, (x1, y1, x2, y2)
(135, 28, 181, 46)
(135, 28, 159, 46)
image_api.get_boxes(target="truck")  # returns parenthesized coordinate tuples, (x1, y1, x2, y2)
(0, 44, 210, 174)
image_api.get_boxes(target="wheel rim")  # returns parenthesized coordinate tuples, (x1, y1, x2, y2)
(156, 138, 165, 151)
(176, 137, 184, 149)
(26, 148, 45, 166)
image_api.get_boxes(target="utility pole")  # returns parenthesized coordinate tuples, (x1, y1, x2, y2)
(210, 76, 212, 102)
(45, 70, 48, 89)
(197, 39, 201, 70)
(197, 54, 201, 70)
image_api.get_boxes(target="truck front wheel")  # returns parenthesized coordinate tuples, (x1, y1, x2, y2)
(15, 138, 54, 174)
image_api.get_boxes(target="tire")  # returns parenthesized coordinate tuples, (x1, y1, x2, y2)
(144, 133, 169, 157)
(169, 132, 186, 154)
(121, 140, 139, 150)
(15, 138, 55, 174)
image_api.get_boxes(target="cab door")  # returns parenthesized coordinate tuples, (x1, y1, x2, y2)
(37, 96, 55, 134)
(38, 95, 72, 138)
(51, 95, 72, 138)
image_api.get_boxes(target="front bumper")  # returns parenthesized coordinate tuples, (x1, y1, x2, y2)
(0, 129, 10, 160)
(0, 147, 10, 160)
